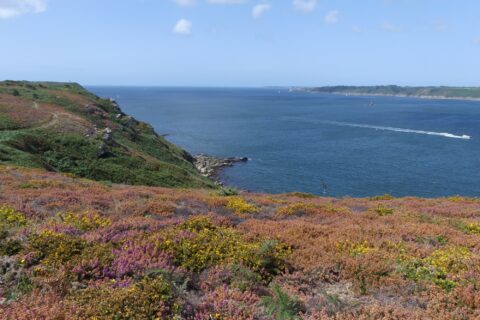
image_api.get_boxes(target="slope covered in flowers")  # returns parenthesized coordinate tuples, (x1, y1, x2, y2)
(0, 165, 479, 319)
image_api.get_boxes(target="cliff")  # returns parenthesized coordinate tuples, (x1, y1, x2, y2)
(0, 81, 214, 188)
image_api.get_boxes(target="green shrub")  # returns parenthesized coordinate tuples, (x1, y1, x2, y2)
(228, 264, 262, 292)
(70, 275, 180, 320)
(287, 192, 316, 199)
(27, 230, 86, 266)
(464, 222, 480, 234)
(5, 275, 33, 301)
(0, 237, 22, 256)
(226, 197, 258, 214)
(60, 211, 111, 231)
(369, 194, 395, 201)
(402, 246, 472, 291)
(159, 216, 290, 276)
(260, 284, 303, 320)
(217, 186, 239, 196)
(374, 205, 394, 216)
(451, 220, 480, 235)
(0, 205, 27, 227)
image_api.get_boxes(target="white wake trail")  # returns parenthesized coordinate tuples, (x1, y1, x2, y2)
(321, 121, 471, 140)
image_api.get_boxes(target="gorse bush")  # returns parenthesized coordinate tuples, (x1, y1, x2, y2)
(373, 205, 394, 216)
(427, 246, 471, 274)
(226, 197, 258, 214)
(27, 230, 86, 266)
(0, 232, 22, 256)
(69, 275, 180, 320)
(60, 211, 110, 231)
(402, 246, 473, 291)
(464, 222, 480, 234)
(159, 216, 289, 275)
(336, 240, 376, 257)
(0, 205, 26, 256)
(276, 202, 316, 216)
(0, 205, 27, 227)
(451, 220, 480, 235)
(369, 194, 395, 201)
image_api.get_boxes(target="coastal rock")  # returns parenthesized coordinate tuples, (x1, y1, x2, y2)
(97, 127, 114, 158)
(193, 154, 248, 178)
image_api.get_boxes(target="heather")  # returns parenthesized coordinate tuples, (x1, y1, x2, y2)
(0, 165, 480, 319)
(0, 81, 213, 189)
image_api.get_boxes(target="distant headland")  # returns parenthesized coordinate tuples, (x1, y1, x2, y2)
(292, 85, 480, 101)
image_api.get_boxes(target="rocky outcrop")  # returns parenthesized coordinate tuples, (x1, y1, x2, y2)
(193, 154, 248, 179)
(97, 127, 113, 158)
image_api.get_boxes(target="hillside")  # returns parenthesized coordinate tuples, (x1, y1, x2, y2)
(0, 165, 479, 319)
(0, 81, 214, 188)
(298, 85, 480, 100)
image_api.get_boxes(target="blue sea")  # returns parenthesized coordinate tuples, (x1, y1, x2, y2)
(88, 87, 480, 198)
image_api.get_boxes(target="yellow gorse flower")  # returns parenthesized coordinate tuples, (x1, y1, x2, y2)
(0, 204, 27, 226)
(226, 197, 258, 214)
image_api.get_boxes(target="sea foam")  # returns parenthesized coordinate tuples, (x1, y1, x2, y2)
(321, 121, 471, 140)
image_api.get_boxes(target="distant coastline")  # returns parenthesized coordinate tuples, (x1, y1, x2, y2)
(292, 85, 480, 102)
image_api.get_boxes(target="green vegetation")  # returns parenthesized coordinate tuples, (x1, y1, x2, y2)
(373, 204, 394, 216)
(216, 186, 239, 196)
(0, 81, 214, 188)
(261, 284, 303, 320)
(69, 274, 181, 319)
(303, 85, 480, 99)
(226, 196, 259, 214)
(402, 246, 472, 291)
(159, 216, 290, 275)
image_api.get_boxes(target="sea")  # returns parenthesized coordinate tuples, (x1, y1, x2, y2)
(88, 87, 480, 198)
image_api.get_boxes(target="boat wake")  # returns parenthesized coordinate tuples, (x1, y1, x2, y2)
(321, 121, 472, 140)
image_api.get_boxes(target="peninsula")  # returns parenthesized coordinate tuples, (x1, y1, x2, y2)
(294, 85, 480, 100)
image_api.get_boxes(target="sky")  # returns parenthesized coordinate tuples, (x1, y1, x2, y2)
(1, 0, 480, 87)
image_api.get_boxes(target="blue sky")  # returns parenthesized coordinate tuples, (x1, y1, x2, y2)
(1, 0, 480, 86)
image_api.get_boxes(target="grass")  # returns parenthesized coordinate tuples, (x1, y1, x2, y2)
(0, 81, 214, 189)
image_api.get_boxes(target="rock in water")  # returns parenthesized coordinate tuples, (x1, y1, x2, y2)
(193, 154, 248, 178)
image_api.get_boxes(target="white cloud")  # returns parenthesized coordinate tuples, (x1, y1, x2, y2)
(173, 19, 192, 36)
(0, 0, 47, 19)
(293, 0, 316, 13)
(173, 0, 196, 6)
(324, 10, 339, 25)
(207, 0, 247, 4)
(352, 25, 361, 33)
(252, 3, 271, 19)
(382, 22, 403, 32)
